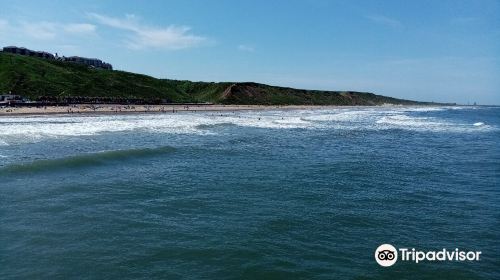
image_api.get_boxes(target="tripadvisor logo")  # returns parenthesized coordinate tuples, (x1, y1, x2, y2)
(375, 244, 482, 267)
(375, 244, 398, 267)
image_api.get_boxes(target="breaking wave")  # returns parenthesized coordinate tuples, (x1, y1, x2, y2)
(0, 107, 496, 145)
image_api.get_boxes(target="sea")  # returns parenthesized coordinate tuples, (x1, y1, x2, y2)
(0, 106, 499, 279)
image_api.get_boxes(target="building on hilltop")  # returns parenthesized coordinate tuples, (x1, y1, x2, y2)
(0, 93, 24, 105)
(61, 56, 113, 70)
(2, 46, 113, 70)
(2, 46, 55, 59)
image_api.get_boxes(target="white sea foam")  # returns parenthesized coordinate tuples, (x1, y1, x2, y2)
(375, 114, 496, 133)
(0, 107, 495, 144)
(302, 110, 375, 122)
(0, 114, 213, 145)
(375, 114, 450, 131)
(397, 107, 447, 112)
(237, 115, 315, 129)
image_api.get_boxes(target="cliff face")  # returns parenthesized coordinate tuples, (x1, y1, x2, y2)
(0, 52, 433, 105)
(217, 82, 426, 105)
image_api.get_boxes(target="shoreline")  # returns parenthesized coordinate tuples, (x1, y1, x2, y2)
(0, 104, 454, 117)
(0, 104, 326, 116)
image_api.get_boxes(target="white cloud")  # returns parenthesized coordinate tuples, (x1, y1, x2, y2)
(366, 15, 403, 29)
(64, 23, 96, 34)
(88, 13, 207, 50)
(88, 13, 138, 31)
(21, 21, 57, 40)
(238, 44, 255, 52)
(3, 20, 97, 40)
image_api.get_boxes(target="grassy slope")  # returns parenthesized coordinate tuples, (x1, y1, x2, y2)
(219, 82, 424, 105)
(0, 52, 431, 105)
(0, 52, 217, 102)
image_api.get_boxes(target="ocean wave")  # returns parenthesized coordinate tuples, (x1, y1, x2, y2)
(376, 114, 444, 127)
(205, 115, 317, 129)
(302, 110, 375, 122)
(397, 107, 447, 112)
(0, 107, 495, 145)
(0, 114, 218, 144)
(375, 114, 495, 132)
(195, 122, 236, 130)
(0, 146, 176, 174)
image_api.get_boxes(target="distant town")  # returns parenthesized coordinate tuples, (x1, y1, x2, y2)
(1, 46, 113, 70)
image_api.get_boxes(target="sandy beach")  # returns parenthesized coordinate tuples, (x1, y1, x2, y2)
(0, 104, 345, 116)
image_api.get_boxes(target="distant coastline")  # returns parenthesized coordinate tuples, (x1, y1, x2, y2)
(0, 48, 453, 106)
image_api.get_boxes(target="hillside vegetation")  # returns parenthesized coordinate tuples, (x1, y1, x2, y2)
(0, 52, 431, 105)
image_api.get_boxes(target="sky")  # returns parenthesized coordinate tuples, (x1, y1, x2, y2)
(0, 0, 499, 104)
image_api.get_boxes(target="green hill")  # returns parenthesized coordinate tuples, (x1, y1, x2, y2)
(0, 52, 432, 105)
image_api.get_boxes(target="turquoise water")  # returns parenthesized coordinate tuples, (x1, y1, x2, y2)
(0, 106, 499, 279)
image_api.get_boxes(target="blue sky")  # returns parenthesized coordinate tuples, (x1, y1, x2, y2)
(0, 0, 499, 104)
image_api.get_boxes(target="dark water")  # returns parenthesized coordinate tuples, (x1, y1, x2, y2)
(1, 106, 499, 279)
